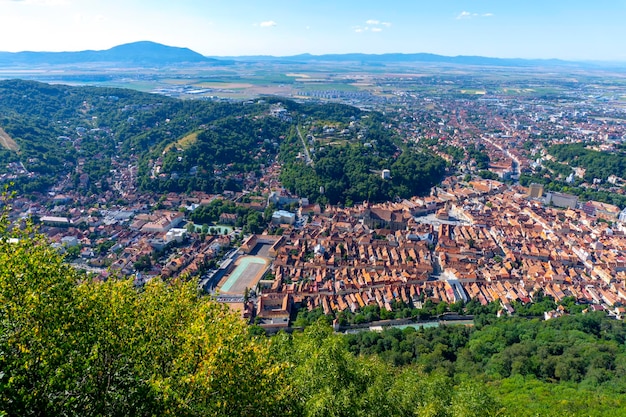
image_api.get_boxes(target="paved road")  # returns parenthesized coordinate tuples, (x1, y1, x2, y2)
(296, 125, 314, 166)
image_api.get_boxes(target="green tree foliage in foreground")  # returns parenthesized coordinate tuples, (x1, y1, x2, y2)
(344, 314, 626, 416)
(0, 217, 284, 416)
(271, 323, 504, 417)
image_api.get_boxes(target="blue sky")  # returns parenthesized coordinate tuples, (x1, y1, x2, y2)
(1, 0, 625, 61)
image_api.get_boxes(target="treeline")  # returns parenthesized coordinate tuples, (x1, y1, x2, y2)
(293, 290, 575, 330)
(293, 298, 498, 328)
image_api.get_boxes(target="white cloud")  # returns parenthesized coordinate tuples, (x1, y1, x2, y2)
(457, 11, 493, 20)
(358, 19, 390, 32)
(365, 19, 391, 27)
(259, 20, 277, 28)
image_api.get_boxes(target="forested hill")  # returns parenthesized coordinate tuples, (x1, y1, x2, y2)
(548, 142, 626, 181)
(0, 80, 446, 204)
(0, 79, 255, 194)
(0, 41, 219, 66)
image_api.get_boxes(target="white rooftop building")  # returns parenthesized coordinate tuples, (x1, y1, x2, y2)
(272, 210, 296, 225)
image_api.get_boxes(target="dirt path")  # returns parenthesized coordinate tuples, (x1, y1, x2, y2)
(0, 127, 18, 151)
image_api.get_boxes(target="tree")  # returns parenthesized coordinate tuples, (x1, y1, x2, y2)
(436, 302, 449, 316)
(450, 380, 505, 417)
(133, 254, 152, 272)
(64, 244, 82, 260)
(0, 217, 88, 415)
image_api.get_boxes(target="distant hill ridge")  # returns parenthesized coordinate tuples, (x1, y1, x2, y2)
(0, 41, 620, 68)
(218, 52, 587, 68)
(0, 41, 218, 66)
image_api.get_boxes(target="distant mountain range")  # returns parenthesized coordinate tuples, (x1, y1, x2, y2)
(220, 52, 579, 68)
(0, 41, 622, 69)
(0, 41, 219, 66)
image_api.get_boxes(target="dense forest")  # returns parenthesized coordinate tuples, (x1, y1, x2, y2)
(137, 114, 287, 194)
(2, 212, 626, 416)
(0, 80, 276, 195)
(280, 118, 447, 205)
(343, 313, 626, 416)
(549, 143, 626, 181)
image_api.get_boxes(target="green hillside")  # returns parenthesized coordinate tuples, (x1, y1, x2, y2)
(0, 80, 446, 204)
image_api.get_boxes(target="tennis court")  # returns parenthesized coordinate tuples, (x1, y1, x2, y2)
(219, 256, 269, 295)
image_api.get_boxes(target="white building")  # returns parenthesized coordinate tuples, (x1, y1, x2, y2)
(165, 228, 187, 244)
(272, 210, 296, 225)
(40, 216, 71, 227)
(545, 192, 578, 209)
(61, 236, 79, 247)
(619, 207, 626, 223)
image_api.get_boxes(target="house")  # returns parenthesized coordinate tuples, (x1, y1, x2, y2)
(255, 294, 292, 329)
(141, 211, 184, 233)
(219, 213, 238, 225)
